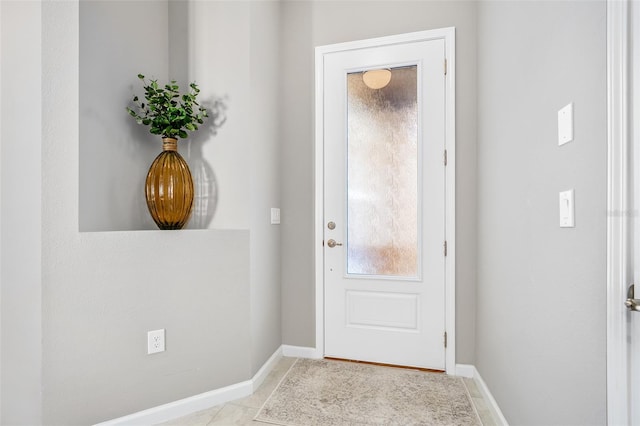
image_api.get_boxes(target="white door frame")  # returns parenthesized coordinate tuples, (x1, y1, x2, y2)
(314, 28, 456, 374)
(607, 0, 633, 423)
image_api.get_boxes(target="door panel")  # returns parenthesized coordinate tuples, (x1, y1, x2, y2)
(346, 290, 419, 331)
(323, 39, 446, 370)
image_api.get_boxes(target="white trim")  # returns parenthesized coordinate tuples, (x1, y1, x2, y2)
(444, 28, 456, 376)
(94, 381, 252, 426)
(314, 27, 456, 375)
(282, 344, 321, 359)
(94, 347, 284, 426)
(606, 0, 631, 425)
(472, 366, 509, 426)
(251, 346, 284, 391)
(454, 363, 475, 379)
(314, 35, 326, 362)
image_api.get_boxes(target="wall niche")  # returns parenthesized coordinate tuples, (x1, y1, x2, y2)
(79, 0, 217, 232)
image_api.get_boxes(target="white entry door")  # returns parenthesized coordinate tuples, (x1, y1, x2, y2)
(321, 35, 447, 370)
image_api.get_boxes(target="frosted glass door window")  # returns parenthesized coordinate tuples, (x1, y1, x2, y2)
(347, 66, 418, 277)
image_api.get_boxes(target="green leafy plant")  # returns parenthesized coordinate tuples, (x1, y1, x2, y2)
(126, 74, 208, 139)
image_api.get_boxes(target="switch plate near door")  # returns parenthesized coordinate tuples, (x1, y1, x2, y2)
(271, 208, 281, 225)
(558, 102, 574, 146)
(559, 189, 575, 228)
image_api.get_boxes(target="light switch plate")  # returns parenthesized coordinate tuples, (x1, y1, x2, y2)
(270, 208, 280, 225)
(558, 102, 574, 146)
(559, 189, 575, 228)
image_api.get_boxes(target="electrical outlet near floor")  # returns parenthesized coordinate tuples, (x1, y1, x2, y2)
(147, 329, 165, 354)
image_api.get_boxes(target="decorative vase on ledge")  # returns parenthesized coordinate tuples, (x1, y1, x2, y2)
(126, 74, 208, 230)
(145, 137, 194, 230)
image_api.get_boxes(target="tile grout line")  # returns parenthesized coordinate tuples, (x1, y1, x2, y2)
(461, 377, 484, 425)
(207, 358, 299, 424)
(253, 358, 301, 422)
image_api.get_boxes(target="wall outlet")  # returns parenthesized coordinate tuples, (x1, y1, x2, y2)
(147, 329, 165, 354)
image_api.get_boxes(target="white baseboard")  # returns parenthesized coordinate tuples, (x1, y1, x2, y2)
(455, 363, 475, 378)
(94, 380, 252, 426)
(251, 346, 283, 391)
(94, 347, 284, 426)
(281, 344, 320, 359)
(471, 366, 509, 426)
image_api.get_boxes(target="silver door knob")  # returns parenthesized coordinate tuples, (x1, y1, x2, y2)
(625, 284, 640, 312)
(327, 239, 343, 248)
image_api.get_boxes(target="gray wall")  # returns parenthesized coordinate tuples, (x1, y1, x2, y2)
(46, 2, 256, 423)
(0, 1, 611, 425)
(0, 1, 43, 424)
(280, 0, 478, 364)
(79, 1, 169, 232)
(475, 1, 607, 424)
(279, 0, 316, 354)
(248, 1, 283, 373)
(38, 1, 282, 423)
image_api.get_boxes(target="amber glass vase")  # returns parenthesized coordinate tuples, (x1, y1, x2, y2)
(145, 137, 194, 230)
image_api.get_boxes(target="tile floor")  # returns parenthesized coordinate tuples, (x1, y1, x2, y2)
(161, 357, 499, 425)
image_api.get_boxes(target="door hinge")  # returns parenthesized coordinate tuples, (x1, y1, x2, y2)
(444, 58, 447, 76)
(444, 331, 448, 348)
(444, 241, 447, 256)
(444, 149, 448, 166)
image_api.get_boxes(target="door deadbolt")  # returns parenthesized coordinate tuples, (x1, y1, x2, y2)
(327, 221, 336, 230)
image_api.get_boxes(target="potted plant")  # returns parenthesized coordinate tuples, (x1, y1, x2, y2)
(127, 74, 208, 230)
